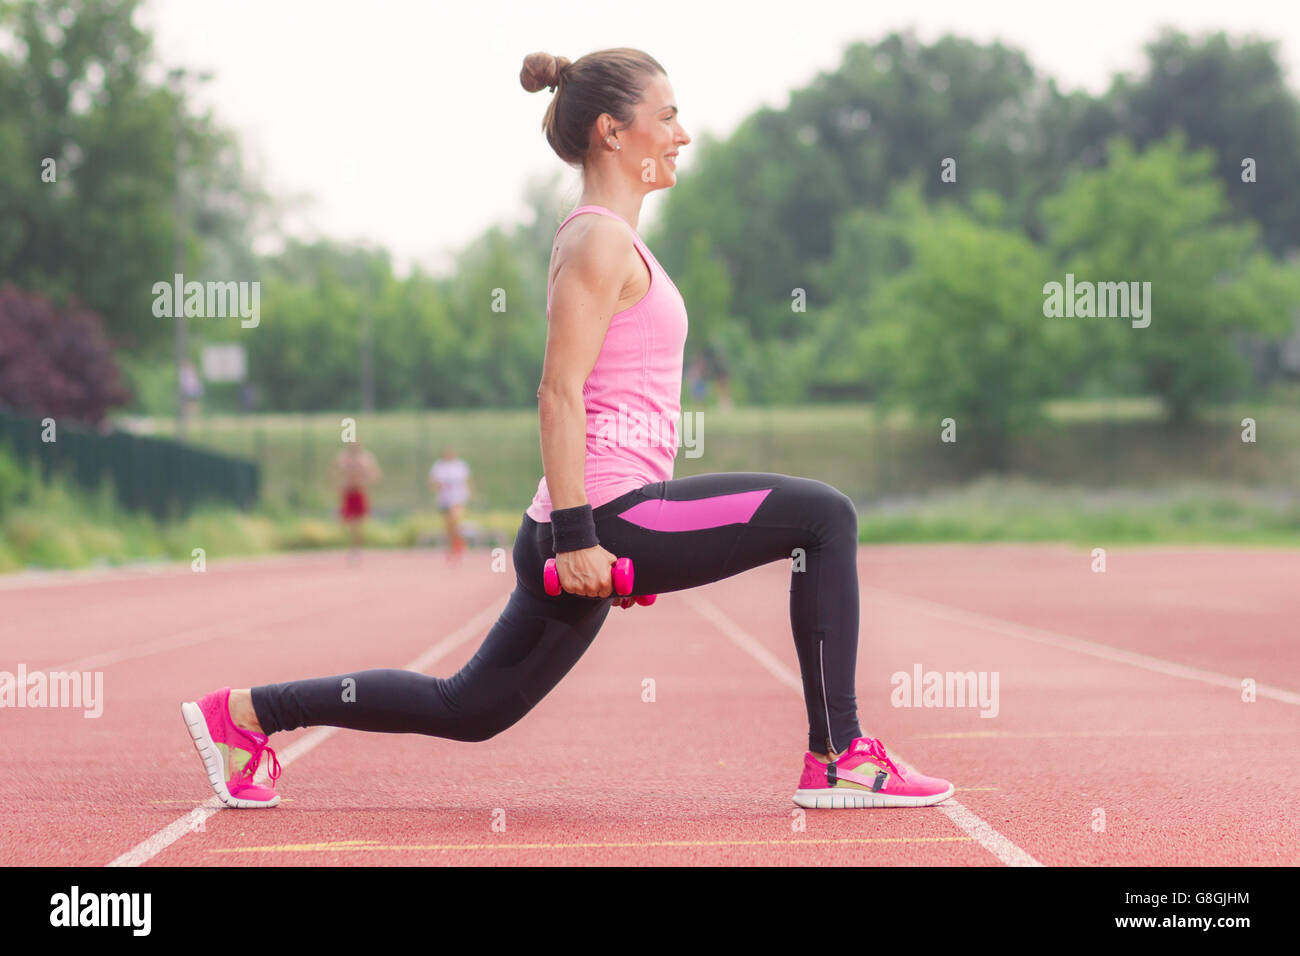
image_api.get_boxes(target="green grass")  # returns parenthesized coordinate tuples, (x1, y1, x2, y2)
(857, 477, 1300, 546)
(0, 498, 522, 573)
(0, 441, 522, 572)
(5, 396, 1299, 573)
(121, 397, 1300, 516)
(2, 476, 1296, 574)
(3, 474, 1294, 576)
(1040, 396, 1165, 422)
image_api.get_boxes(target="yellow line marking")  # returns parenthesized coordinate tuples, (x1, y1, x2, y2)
(213, 836, 974, 854)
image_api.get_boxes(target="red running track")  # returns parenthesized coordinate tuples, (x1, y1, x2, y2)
(1, 544, 1297, 866)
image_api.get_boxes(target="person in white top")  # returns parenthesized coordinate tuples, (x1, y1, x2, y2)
(429, 446, 473, 562)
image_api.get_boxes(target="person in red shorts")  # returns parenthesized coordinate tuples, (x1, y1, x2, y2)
(330, 440, 381, 562)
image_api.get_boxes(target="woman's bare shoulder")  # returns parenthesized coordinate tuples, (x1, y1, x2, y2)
(552, 214, 637, 285)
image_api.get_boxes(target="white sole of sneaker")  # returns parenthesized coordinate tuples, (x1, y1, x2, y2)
(181, 701, 280, 809)
(792, 784, 955, 809)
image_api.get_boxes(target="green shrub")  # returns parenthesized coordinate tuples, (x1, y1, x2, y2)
(278, 517, 344, 549)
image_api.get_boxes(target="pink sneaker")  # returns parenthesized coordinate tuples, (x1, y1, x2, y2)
(793, 736, 953, 808)
(181, 687, 282, 808)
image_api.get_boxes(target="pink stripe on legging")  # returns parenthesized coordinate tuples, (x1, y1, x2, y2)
(617, 488, 772, 532)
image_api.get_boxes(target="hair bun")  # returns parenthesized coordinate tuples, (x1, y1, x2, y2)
(520, 52, 571, 93)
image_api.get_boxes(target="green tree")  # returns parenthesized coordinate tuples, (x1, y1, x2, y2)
(1112, 29, 1300, 257)
(864, 190, 1079, 468)
(806, 182, 925, 398)
(1042, 135, 1300, 424)
(0, 0, 265, 353)
(654, 31, 1050, 346)
(443, 225, 545, 408)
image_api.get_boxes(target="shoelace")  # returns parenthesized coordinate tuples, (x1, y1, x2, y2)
(238, 743, 282, 785)
(861, 737, 904, 780)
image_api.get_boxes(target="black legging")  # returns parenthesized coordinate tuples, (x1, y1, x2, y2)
(251, 473, 863, 753)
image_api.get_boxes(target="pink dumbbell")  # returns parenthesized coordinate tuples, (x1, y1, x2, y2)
(545, 555, 633, 596)
(544, 556, 655, 605)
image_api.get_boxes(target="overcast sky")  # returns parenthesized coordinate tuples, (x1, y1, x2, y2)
(143, 0, 1299, 276)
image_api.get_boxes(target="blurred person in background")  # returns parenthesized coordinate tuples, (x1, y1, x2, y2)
(686, 352, 708, 401)
(429, 445, 473, 563)
(179, 360, 203, 420)
(330, 439, 381, 563)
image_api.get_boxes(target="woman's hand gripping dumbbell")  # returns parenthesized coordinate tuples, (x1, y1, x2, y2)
(544, 551, 656, 607)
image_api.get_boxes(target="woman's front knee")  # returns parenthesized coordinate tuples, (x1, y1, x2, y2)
(803, 479, 858, 538)
(830, 484, 858, 523)
(459, 723, 504, 743)
(453, 708, 521, 742)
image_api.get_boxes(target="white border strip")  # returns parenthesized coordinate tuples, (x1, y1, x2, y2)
(106, 600, 501, 867)
(684, 592, 1044, 867)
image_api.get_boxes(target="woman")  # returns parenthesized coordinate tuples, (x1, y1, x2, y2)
(181, 48, 953, 811)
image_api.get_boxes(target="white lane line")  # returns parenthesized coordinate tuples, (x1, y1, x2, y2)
(862, 586, 1300, 706)
(683, 592, 1044, 868)
(4, 548, 447, 591)
(23, 554, 451, 675)
(0, 550, 352, 591)
(33, 592, 364, 675)
(106, 600, 502, 868)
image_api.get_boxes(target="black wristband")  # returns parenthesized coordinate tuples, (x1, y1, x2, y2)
(550, 503, 599, 554)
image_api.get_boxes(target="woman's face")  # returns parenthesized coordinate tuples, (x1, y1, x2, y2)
(610, 72, 691, 191)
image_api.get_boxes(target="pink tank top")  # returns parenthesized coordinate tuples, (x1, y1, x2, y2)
(526, 205, 689, 523)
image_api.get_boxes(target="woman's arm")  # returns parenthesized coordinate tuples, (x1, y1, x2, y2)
(536, 217, 631, 596)
(537, 218, 628, 509)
